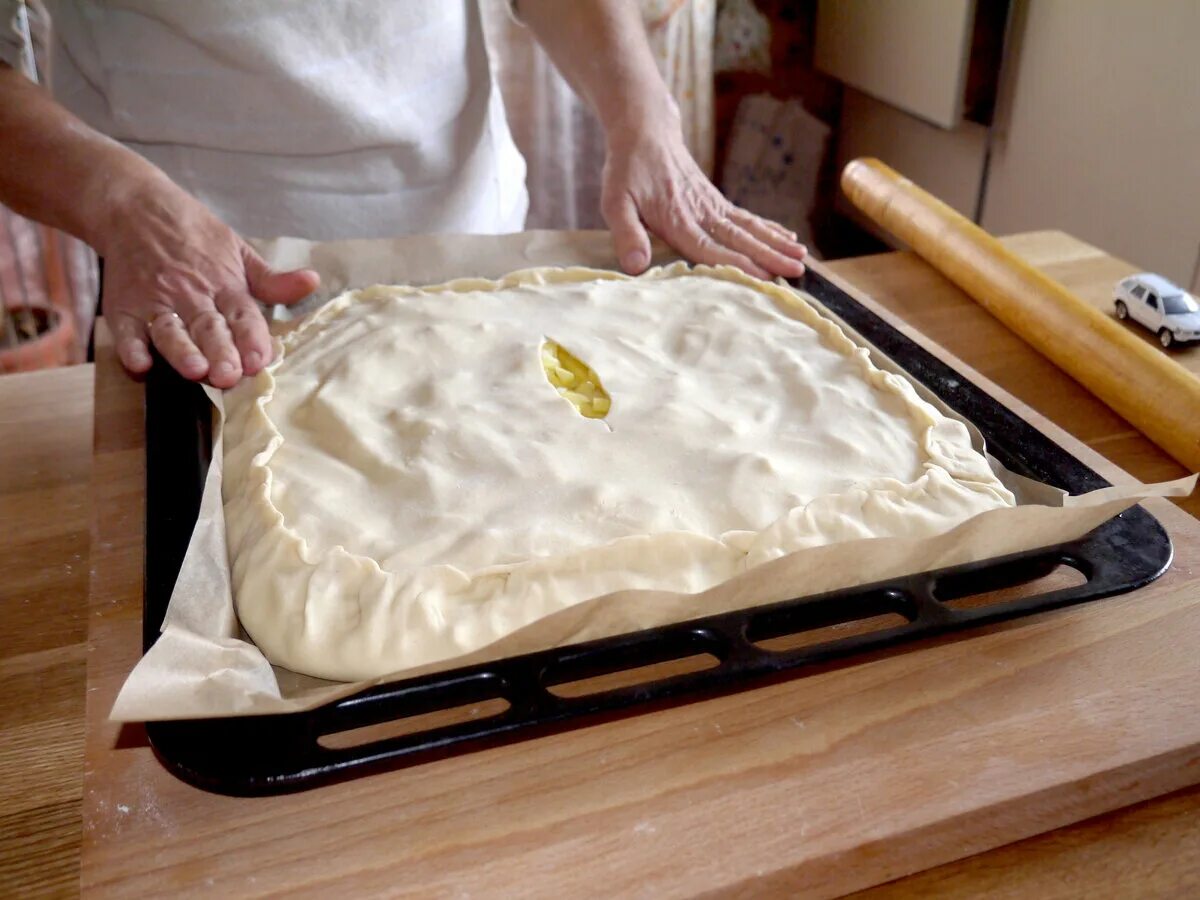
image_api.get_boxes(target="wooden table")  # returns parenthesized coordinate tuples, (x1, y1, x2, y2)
(3, 231, 1198, 897)
(0, 364, 92, 897)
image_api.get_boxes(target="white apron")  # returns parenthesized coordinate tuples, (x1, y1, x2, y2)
(40, 0, 528, 240)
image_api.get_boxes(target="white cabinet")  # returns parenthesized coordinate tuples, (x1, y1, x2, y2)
(815, 0, 977, 129)
(820, 0, 1200, 285)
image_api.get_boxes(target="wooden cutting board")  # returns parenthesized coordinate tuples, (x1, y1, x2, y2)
(80, 239, 1200, 898)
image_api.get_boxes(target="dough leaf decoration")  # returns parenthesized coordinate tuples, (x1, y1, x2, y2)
(540, 338, 611, 419)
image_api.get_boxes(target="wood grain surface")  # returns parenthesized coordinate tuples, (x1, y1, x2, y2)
(0, 364, 92, 897)
(821, 233, 1200, 896)
(826, 232, 1198, 521)
(841, 159, 1200, 473)
(4, 232, 1199, 898)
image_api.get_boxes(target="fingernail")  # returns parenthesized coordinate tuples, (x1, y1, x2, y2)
(215, 361, 236, 378)
(245, 351, 262, 370)
(185, 354, 206, 371)
(623, 250, 648, 271)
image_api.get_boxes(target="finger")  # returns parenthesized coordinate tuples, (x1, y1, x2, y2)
(739, 211, 798, 242)
(184, 304, 243, 389)
(215, 287, 274, 375)
(111, 313, 154, 374)
(708, 216, 806, 278)
(601, 191, 652, 274)
(170, 292, 242, 386)
(242, 246, 320, 306)
(728, 208, 809, 261)
(148, 311, 209, 382)
(761, 217, 799, 240)
(664, 215, 770, 278)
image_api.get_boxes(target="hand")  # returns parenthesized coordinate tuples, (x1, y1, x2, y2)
(601, 113, 808, 279)
(98, 179, 319, 388)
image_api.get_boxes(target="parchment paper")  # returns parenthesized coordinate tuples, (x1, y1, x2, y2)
(109, 231, 1197, 721)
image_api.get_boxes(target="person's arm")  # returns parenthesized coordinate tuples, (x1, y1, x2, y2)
(0, 64, 317, 385)
(515, 0, 806, 278)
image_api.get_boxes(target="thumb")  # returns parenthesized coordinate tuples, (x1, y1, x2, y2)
(602, 191, 652, 275)
(243, 246, 321, 306)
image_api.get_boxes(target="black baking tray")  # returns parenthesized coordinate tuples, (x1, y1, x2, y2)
(142, 268, 1173, 796)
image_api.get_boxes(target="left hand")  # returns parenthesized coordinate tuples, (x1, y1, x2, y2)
(601, 113, 808, 279)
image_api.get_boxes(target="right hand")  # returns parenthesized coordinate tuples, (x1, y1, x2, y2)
(98, 178, 319, 388)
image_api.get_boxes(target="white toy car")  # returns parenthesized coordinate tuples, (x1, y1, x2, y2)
(1113, 273, 1200, 348)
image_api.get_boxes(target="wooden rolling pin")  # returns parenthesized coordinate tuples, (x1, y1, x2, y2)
(841, 157, 1200, 474)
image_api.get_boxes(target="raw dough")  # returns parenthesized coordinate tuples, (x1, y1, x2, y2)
(222, 263, 1014, 681)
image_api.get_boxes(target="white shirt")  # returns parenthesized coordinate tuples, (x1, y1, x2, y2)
(6, 1, 528, 240)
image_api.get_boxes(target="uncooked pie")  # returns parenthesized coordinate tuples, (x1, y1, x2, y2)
(221, 264, 1014, 680)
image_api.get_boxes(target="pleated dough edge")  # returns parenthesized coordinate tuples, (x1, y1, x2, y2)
(222, 262, 1015, 680)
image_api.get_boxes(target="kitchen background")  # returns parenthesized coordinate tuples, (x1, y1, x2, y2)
(3, 0, 1198, 371)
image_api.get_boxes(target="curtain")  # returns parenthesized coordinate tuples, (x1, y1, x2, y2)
(481, 0, 716, 230)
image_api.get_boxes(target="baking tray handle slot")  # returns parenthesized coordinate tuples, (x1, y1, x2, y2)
(317, 671, 511, 743)
(539, 627, 728, 701)
(745, 588, 916, 654)
(932, 552, 1091, 615)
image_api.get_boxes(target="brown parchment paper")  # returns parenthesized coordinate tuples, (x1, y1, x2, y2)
(109, 231, 1197, 721)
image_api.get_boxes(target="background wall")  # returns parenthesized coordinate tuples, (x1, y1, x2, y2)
(981, 0, 1200, 286)
(834, 88, 988, 220)
(823, 0, 1200, 286)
